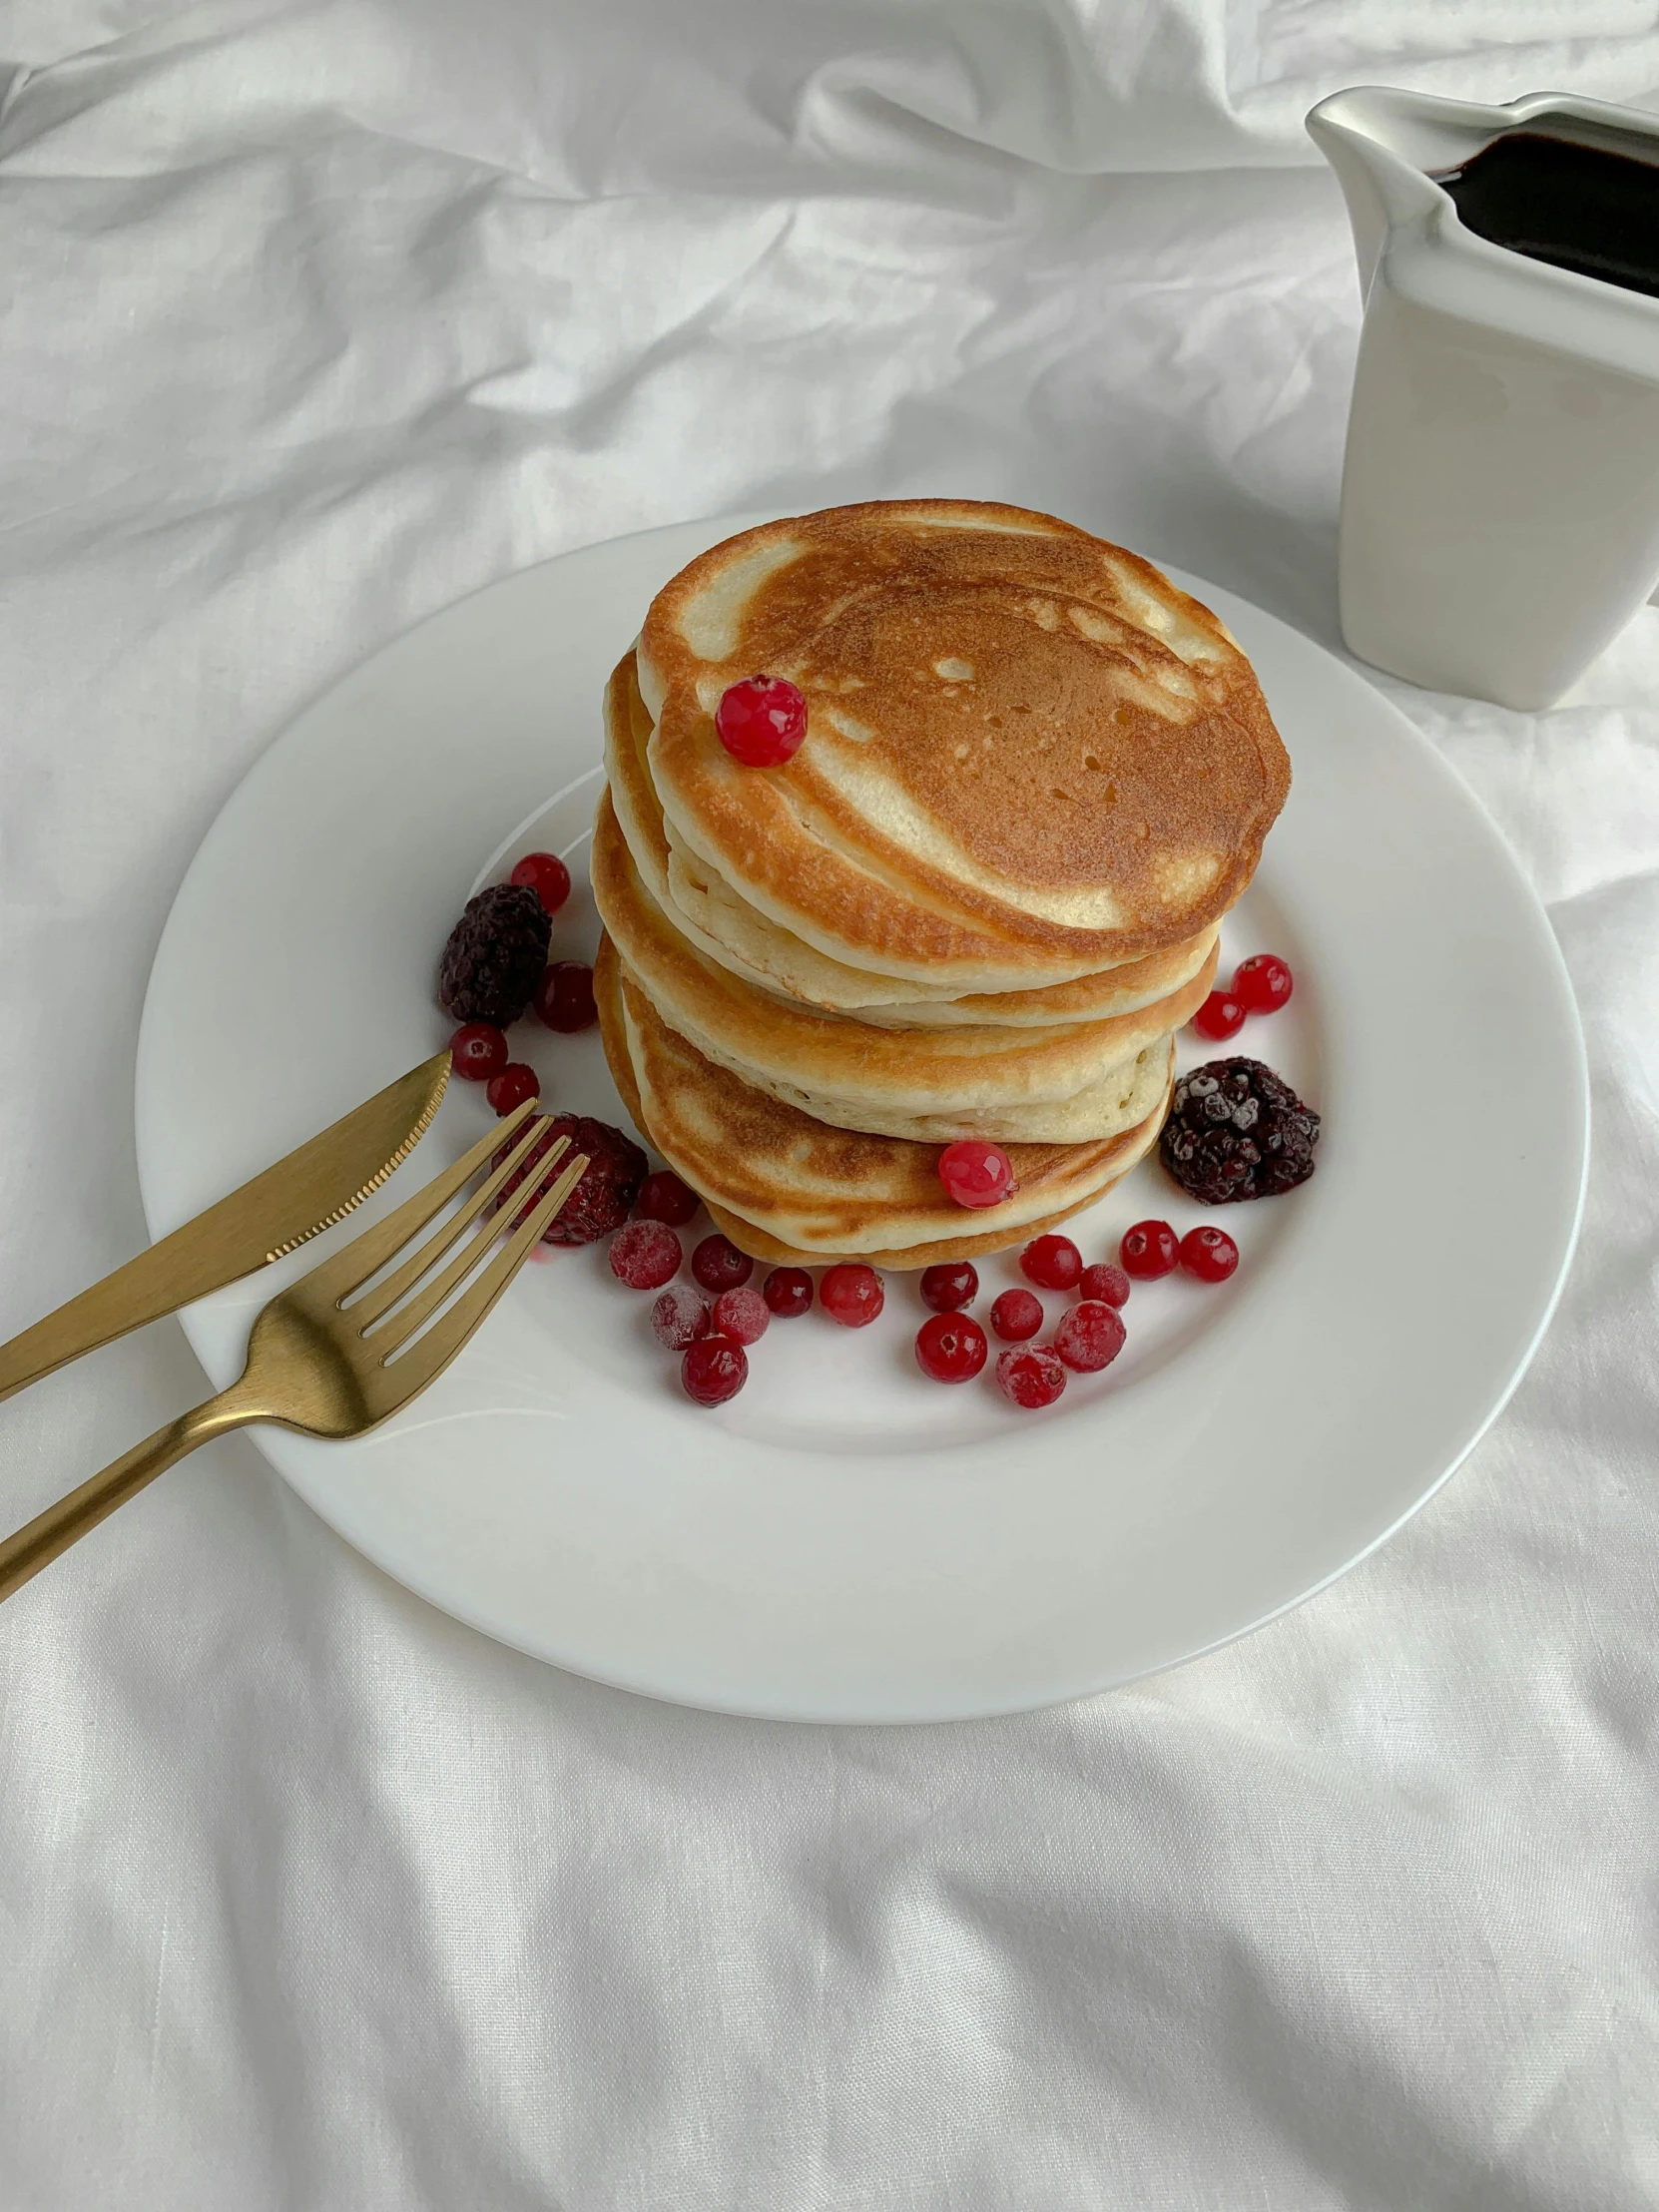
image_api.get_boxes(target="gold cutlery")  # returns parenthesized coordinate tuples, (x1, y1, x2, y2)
(0, 1102, 586, 1603)
(0, 1050, 453, 1404)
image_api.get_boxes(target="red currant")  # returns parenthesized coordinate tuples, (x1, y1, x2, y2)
(1179, 1225, 1240, 1284)
(1053, 1300, 1126, 1374)
(449, 1021, 509, 1082)
(509, 850, 572, 915)
(535, 960, 597, 1033)
(651, 1284, 711, 1350)
(712, 1286, 770, 1345)
(1119, 1219, 1179, 1279)
(1020, 1234, 1082, 1292)
(919, 1260, 978, 1312)
(937, 1139, 1015, 1209)
(634, 1168, 699, 1226)
(995, 1345, 1067, 1409)
(1232, 952, 1294, 1014)
(715, 676, 808, 768)
(763, 1267, 814, 1318)
(691, 1233, 754, 1292)
(1078, 1263, 1130, 1308)
(989, 1288, 1043, 1342)
(607, 1220, 681, 1290)
(682, 1336, 748, 1406)
(820, 1263, 884, 1328)
(914, 1313, 988, 1383)
(1192, 989, 1246, 1042)
(486, 1062, 540, 1116)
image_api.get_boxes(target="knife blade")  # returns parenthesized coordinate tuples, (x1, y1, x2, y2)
(0, 1049, 451, 1404)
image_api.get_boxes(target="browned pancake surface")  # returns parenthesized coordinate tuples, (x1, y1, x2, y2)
(643, 501, 1290, 970)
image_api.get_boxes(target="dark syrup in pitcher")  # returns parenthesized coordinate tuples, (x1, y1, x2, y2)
(1437, 129, 1659, 300)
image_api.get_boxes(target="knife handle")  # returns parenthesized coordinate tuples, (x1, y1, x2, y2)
(0, 1389, 256, 1603)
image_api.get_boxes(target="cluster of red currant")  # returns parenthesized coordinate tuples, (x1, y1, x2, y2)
(600, 1172, 889, 1404)
(1191, 951, 1294, 1043)
(604, 1193, 1239, 1411)
(447, 852, 597, 1112)
(910, 1216, 1239, 1410)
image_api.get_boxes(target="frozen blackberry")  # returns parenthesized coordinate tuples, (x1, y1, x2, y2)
(438, 883, 551, 1025)
(1159, 1057, 1319, 1205)
(496, 1114, 647, 1246)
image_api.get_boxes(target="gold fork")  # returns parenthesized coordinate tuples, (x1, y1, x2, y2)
(0, 1102, 586, 1605)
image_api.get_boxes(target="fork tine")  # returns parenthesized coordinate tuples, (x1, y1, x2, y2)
(350, 1129, 569, 1331)
(374, 1151, 589, 1396)
(300, 1094, 541, 1304)
(359, 1136, 576, 1351)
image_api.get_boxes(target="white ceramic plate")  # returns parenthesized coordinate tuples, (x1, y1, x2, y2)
(135, 516, 1588, 1723)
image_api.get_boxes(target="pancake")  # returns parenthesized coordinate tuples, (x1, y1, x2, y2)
(594, 791, 1207, 1141)
(636, 500, 1290, 989)
(700, 1196, 1134, 1273)
(595, 934, 1172, 1262)
(604, 649, 1220, 1027)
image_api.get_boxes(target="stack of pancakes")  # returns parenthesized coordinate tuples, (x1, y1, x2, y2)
(593, 500, 1291, 1267)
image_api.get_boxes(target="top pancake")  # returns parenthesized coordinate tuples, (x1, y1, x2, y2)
(604, 649, 1220, 1026)
(638, 499, 1290, 990)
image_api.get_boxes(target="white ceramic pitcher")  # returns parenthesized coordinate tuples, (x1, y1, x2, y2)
(1309, 86, 1659, 710)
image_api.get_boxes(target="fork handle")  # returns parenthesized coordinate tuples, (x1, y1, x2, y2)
(0, 1390, 256, 1604)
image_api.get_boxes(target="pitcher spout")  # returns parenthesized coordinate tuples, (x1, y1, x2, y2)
(1307, 86, 1493, 299)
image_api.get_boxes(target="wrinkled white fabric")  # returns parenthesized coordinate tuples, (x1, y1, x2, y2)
(2, 6, 1657, 2206)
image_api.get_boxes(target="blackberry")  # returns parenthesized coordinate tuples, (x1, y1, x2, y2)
(438, 883, 551, 1025)
(496, 1114, 647, 1246)
(1160, 1057, 1319, 1205)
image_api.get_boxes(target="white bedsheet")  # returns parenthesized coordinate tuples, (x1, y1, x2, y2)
(3, 5, 1656, 2204)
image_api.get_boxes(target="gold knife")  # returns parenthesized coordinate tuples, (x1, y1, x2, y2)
(0, 1050, 451, 1403)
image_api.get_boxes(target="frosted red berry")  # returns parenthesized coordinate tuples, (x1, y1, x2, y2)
(1078, 1262, 1130, 1308)
(682, 1336, 748, 1406)
(715, 676, 809, 768)
(449, 1021, 509, 1082)
(990, 1288, 1043, 1342)
(691, 1233, 754, 1293)
(1020, 1234, 1082, 1292)
(1119, 1219, 1179, 1279)
(937, 1139, 1015, 1209)
(1192, 990, 1246, 1042)
(509, 850, 572, 915)
(1179, 1225, 1240, 1284)
(919, 1260, 978, 1313)
(821, 1263, 884, 1328)
(1232, 953, 1294, 1015)
(712, 1286, 770, 1345)
(486, 1062, 540, 1116)
(995, 1345, 1067, 1409)
(535, 960, 597, 1033)
(634, 1169, 699, 1226)
(763, 1267, 814, 1318)
(651, 1284, 711, 1351)
(914, 1313, 988, 1383)
(1053, 1300, 1127, 1374)
(607, 1220, 681, 1290)
(498, 1114, 645, 1245)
